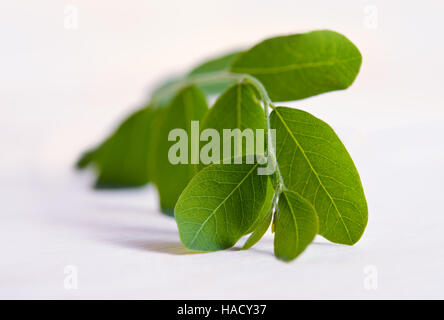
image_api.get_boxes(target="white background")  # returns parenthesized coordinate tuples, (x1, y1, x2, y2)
(1, 0, 443, 299)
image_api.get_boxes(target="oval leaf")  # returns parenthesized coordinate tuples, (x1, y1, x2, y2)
(76, 107, 158, 188)
(270, 107, 368, 244)
(231, 30, 362, 101)
(274, 190, 318, 261)
(175, 159, 268, 251)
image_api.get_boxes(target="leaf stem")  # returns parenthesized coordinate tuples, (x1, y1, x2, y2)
(241, 74, 285, 199)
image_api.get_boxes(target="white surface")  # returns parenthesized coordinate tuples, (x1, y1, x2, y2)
(1, 0, 444, 299)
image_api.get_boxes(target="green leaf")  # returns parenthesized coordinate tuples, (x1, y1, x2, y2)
(175, 158, 268, 251)
(274, 190, 318, 261)
(231, 30, 362, 101)
(270, 107, 368, 244)
(152, 85, 208, 215)
(200, 82, 265, 165)
(76, 149, 95, 169)
(188, 51, 242, 95)
(76, 107, 158, 188)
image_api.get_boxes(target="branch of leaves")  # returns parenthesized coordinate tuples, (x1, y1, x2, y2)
(77, 30, 367, 261)
(176, 104, 368, 261)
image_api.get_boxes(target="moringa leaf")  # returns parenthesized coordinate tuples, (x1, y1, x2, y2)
(152, 85, 208, 215)
(175, 158, 268, 251)
(274, 190, 318, 261)
(76, 107, 158, 188)
(200, 82, 265, 165)
(231, 30, 362, 101)
(270, 107, 368, 245)
(76, 148, 95, 169)
(188, 51, 242, 95)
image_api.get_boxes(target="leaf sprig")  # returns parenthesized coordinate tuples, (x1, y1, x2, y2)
(77, 30, 368, 261)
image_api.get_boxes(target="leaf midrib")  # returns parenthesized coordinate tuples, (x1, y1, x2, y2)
(188, 162, 260, 247)
(232, 57, 360, 75)
(274, 109, 353, 243)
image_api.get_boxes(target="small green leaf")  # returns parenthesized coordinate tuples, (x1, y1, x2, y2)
(200, 82, 265, 166)
(175, 158, 268, 251)
(270, 107, 368, 245)
(231, 30, 362, 101)
(189, 51, 242, 95)
(76, 107, 157, 188)
(152, 85, 208, 214)
(274, 190, 318, 261)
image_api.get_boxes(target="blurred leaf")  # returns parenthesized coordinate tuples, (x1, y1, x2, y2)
(76, 107, 158, 188)
(76, 149, 95, 169)
(152, 85, 208, 215)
